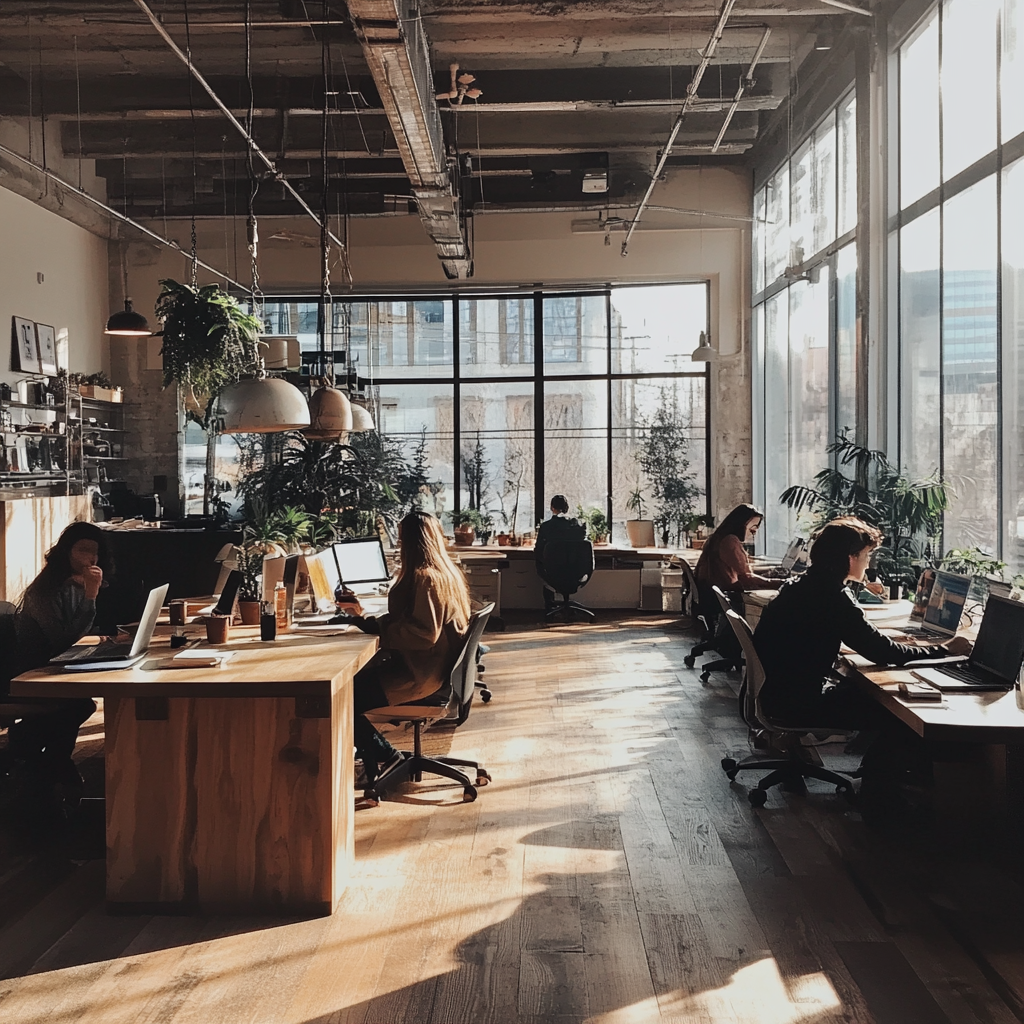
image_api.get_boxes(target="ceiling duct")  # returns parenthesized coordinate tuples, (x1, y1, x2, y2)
(345, 0, 472, 279)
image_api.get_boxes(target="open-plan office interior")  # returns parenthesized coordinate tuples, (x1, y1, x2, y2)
(2, 0, 1024, 1021)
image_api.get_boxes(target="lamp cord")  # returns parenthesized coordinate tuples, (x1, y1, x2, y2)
(245, 0, 264, 325)
(184, 0, 198, 289)
(320, 3, 333, 387)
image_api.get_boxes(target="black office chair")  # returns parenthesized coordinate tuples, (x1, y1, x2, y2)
(538, 540, 595, 622)
(679, 561, 741, 685)
(362, 603, 494, 805)
(718, 608, 856, 807)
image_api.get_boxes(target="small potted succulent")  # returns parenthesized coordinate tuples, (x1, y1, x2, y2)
(578, 505, 611, 545)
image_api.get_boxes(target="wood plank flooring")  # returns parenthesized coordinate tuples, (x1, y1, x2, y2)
(3, 614, 1024, 1022)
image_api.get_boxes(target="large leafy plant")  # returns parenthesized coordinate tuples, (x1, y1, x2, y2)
(155, 279, 263, 425)
(779, 431, 949, 586)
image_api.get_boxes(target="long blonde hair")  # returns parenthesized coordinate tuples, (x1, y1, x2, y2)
(392, 511, 470, 630)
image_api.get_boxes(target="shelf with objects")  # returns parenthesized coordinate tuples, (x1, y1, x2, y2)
(0, 380, 81, 499)
(71, 392, 127, 489)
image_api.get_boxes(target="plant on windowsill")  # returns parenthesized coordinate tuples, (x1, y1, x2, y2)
(683, 513, 712, 549)
(450, 508, 491, 546)
(577, 505, 610, 545)
(625, 485, 656, 548)
(779, 430, 950, 590)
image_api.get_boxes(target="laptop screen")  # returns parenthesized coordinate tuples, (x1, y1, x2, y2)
(333, 538, 390, 586)
(971, 595, 1024, 682)
(780, 538, 805, 571)
(923, 570, 971, 633)
(131, 583, 170, 656)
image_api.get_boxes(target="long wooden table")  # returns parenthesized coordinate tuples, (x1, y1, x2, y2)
(11, 626, 378, 915)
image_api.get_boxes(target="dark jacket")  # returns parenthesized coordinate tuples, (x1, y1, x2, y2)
(753, 570, 947, 720)
(15, 578, 97, 673)
(534, 514, 586, 563)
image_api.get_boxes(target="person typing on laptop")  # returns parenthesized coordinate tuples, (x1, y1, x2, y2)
(9, 522, 104, 805)
(753, 517, 972, 820)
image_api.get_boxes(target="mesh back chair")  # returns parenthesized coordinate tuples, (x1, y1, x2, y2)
(362, 603, 494, 806)
(539, 540, 595, 622)
(679, 560, 741, 685)
(718, 608, 856, 807)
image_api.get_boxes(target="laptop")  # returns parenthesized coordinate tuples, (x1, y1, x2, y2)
(761, 537, 807, 580)
(899, 569, 970, 639)
(913, 595, 1024, 692)
(50, 583, 169, 670)
(332, 537, 391, 590)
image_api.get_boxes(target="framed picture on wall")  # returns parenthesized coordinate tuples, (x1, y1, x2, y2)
(11, 316, 41, 374)
(35, 323, 58, 375)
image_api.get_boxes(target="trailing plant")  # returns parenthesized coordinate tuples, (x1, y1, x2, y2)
(779, 430, 949, 587)
(577, 505, 610, 542)
(155, 279, 263, 425)
(634, 389, 702, 545)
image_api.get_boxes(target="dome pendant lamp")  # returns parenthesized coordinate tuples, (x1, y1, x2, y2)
(349, 399, 375, 432)
(303, 383, 353, 440)
(218, 376, 311, 434)
(690, 330, 716, 362)
(105, 298, 152, 337)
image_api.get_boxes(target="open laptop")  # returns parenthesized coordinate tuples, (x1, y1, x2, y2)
(899, 569, 970, 639)
(913, 595, 1024, 692)
(50, 583, 169, 670)
(333, 537, 391, 591)
(760, 537, 808, 580)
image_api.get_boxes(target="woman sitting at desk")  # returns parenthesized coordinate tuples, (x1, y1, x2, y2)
(9, 522, 105, 802)
(341, 511, 471, 783)
(753, 517, 971, 817)
(695, 503, 781, 595)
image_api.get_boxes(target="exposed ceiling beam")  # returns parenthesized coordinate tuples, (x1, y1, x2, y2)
(346, 0, 471, 278)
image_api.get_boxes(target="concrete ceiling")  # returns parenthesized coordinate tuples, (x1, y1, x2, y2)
(0, 0, 864, 275)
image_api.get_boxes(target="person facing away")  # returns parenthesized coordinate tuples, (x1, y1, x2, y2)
(534, 495, 587, 607)
(752, 517, 971, 812)
(10, 521, 105, 798)
(342, 510, 472, 782)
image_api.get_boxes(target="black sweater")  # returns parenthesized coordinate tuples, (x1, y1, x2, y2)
(753, 570, 947, 719)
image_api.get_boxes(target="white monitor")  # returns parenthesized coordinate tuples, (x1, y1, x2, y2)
(333, 538, 391, 587)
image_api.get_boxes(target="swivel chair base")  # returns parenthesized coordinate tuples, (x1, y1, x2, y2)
(721, 751, 856, 808)
(546, 598, 595, 623)
(363, 717, 491, 806)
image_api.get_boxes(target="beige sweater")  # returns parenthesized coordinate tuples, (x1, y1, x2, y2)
(368, 579, 464, 705)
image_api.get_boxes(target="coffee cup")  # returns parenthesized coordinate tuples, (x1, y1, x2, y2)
(169, 599, 187, 625)
(205, 613, 230, 645)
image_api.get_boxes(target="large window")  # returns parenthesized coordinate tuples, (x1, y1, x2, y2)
(752, 91, 857, 554)
(239, 285, 709, 541)
(890, 0, 1024, 570)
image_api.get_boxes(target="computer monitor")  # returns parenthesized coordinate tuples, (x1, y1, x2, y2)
(970, 595, 1024, 684)
(910, 568, 937, 620)
(333, 538, 391, 587)
(922, 569, 971, 637)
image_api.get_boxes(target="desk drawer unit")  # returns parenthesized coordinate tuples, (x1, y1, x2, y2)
(463, 564, 501, 614)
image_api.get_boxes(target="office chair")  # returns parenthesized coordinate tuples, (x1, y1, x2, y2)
(538, 540, 595, 622)
(679, 560, 741, 685)
(718, 608, 856, 808)
(362, 602, 494, 806)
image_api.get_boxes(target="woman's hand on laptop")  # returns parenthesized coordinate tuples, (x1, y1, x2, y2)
(946, 635, 973, 657)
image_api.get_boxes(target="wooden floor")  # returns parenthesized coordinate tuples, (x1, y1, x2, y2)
(3, 614, 1024, 1023)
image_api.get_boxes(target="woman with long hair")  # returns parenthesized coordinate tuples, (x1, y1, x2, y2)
(695, 503, 778, 594)
(10, 521, 108, 799)
(343, 511, 471, 780)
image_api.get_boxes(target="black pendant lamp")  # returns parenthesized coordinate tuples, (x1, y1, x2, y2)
(105, 298, 152, 337)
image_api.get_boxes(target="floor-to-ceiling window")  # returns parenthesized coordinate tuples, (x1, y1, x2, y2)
(752, 91, 857, 555)
(891, 0, 1024, 569)
(220, 285, 709, 541)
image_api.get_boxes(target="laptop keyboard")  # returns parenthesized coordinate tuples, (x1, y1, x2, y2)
(53, 640, 132, 663)
(935, 662, 1008, 688)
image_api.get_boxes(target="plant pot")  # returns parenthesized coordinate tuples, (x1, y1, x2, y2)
(238, 599, 261, 625)
(454, 526, 476, 546)
(690, 537, 706, 549)
(496, 533, 510, 547)
(593, 534, 608, 546)
(625, 519, 655, 548)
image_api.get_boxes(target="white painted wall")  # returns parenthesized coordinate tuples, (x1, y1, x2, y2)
(0, 184, 109, 388)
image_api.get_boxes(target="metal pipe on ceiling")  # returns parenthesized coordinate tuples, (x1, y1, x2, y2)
(0, 141, 249, 291)
(620, 0, 738, 257)
(818, 0, 872, 15)
(129, 0, 352, 281)
(711, 26, 772, 153)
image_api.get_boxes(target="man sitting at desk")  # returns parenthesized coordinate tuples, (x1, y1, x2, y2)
(534, 495, 587, 610)
(753, 517, 972, 818)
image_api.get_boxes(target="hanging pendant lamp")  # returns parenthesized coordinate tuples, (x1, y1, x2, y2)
(690, 330, 716, 362)
(349, 400, 375, 432)
(218, 377, 311, 434)
(303, 384, 353, 440)
(105, 298, 152, 336)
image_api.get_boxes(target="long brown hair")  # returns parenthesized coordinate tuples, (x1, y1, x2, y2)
(20, 521, 113, 611)
(696, 503, 761, 575)
(391, 511, 470, 630)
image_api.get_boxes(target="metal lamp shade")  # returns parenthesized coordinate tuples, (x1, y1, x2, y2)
(105, 298, 152, 336)
(690, 331, 716, 362)
(349, 401, 375, 432)
(218, 377, 311, 433)
(303, 385, 353, 440)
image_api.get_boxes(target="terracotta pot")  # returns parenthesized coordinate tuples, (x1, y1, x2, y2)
(496, 533, 510, 547)
(593, 534, 608, 546)
(205, 614, 230, 644)
(454, 526, 476, 546)
(690, 537, 706, 549)
(238, 599, 261, 625)
(624, 520, 655, 548)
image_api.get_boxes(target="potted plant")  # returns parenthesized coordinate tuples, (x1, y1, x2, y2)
(235, 543, 264, 624)
(624, 485, 655, 548)
(451, 508, 486, 546)
(684, 513, 712, 548)
(578, 505, 610, 545)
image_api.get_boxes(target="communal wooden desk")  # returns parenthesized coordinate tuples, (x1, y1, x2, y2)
(11, 627, 379, 915)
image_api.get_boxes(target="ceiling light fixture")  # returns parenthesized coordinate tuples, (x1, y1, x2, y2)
(691, 331, 716, 362)
(105, 298, 152, 336)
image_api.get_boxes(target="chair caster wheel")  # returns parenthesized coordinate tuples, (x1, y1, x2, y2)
(684, 655, 696, 668)
(476, 770, 491, 786)
(463, 787, 478, 802)
(748, 789, 767, 808)
(700, 671, 711, 686)
(836, 783, 854, 799)
(721, 758, 737, 773)
(480, 690, 492, 703)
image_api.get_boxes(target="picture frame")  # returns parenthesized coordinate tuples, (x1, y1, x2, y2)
(11, 316, 41, 374)
(35, 322, 58, 375)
